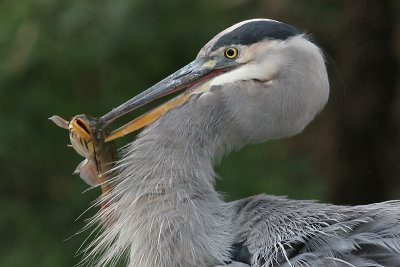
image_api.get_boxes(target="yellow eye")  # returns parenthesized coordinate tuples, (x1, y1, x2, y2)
(224, 47, 238, 59)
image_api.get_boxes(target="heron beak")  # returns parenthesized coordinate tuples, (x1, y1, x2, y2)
(102, 57, 237, 142)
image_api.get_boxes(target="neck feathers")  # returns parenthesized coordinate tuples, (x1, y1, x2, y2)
(87, 94, 234, 267)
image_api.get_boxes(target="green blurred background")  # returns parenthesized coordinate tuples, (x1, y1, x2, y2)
(1, 0, 399, 266)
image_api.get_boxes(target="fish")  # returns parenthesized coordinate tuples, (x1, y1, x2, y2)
(50, 115, 117, 210)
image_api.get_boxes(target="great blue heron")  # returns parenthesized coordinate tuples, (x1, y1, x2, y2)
(73, 19, 400, 266)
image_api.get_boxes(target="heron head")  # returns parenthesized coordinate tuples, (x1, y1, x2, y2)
(102, 19, 329, 143)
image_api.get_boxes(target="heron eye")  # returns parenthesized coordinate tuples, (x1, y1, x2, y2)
(224, 47, 238, 59)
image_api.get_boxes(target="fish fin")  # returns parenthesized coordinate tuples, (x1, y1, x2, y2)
(74, 159, 99, 186)
(49, 115, 69, 129)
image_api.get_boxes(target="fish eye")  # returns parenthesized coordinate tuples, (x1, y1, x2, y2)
(224, 47, 238, 59)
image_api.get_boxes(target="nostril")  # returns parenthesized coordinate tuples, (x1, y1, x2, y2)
(253, 79, 273, 86)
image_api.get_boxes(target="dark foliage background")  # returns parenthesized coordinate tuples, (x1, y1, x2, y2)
(1, 0, 399, 266)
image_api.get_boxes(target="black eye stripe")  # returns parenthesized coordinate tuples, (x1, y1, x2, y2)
(211, 20, 302, 51)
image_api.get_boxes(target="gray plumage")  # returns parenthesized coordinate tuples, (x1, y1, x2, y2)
(232, 195, 400, 267)
(82, 19, 400, 267)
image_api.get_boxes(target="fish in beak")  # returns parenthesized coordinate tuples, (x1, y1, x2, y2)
(50, 114, 117, 188)
(101, 57, 239, 142)
(50, 55, 238, 225)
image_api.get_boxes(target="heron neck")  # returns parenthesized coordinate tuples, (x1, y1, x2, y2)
(124, 93, 233, 189)
(107, 94, 234, 266)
